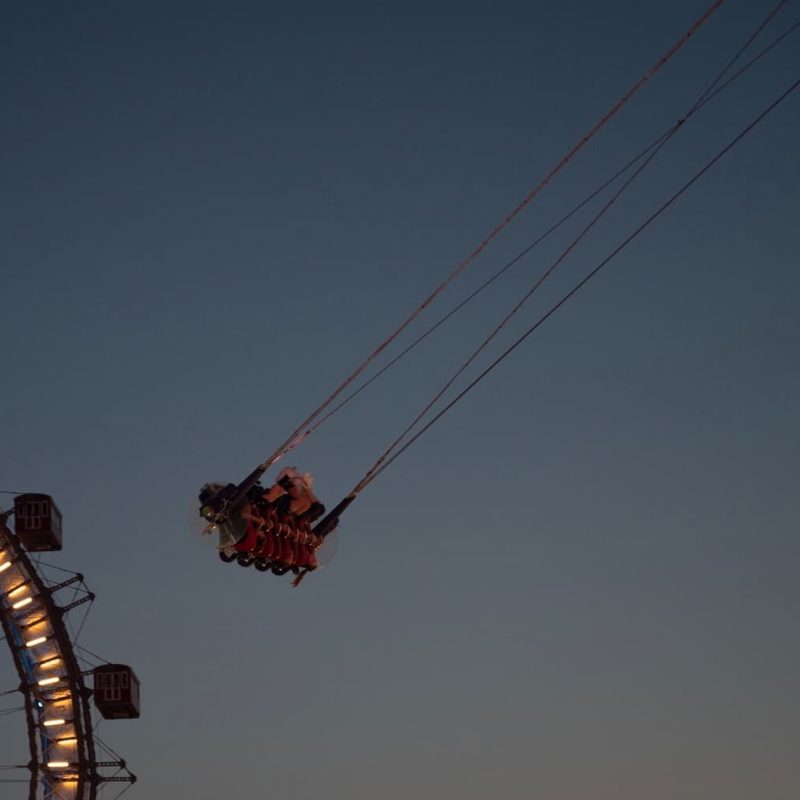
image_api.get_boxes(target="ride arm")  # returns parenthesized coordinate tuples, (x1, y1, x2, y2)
(216, 464, 269, 521)
(312, 495, 355, 539)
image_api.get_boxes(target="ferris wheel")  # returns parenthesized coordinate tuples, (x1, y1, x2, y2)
(0, 494, 137, 800)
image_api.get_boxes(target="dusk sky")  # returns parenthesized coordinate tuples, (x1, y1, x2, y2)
(2, 2, 799, 798)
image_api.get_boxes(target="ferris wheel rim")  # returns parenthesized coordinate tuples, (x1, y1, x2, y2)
(0, 514, 95, 799)
(0, 510, 137, 800)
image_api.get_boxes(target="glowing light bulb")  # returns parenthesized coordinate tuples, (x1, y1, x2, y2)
(38, 677, 60, 686)
(0, 561, 11, 573)
(12, 597, 32, 609)
(26, 636, 47, 648)
(46, 761, 70, 769)
(43, 719, 66, 727)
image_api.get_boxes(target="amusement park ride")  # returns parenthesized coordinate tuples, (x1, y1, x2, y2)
(0, 494, 137, 800)
(198, 466, 353, 586)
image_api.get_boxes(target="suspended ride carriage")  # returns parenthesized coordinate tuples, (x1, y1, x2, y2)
(198, 467, 353, 585)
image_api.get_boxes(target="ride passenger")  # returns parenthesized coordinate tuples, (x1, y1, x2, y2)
(262, 467, 325, 521)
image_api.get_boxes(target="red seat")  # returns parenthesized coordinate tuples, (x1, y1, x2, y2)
(235, 522, 261, 553)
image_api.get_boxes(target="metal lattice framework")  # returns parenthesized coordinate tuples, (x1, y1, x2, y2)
(0, 514, 136, 799)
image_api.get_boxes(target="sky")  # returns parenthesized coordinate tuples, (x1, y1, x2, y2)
(1, 1, 799, 798)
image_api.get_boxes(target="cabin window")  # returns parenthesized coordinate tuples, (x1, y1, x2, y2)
(24, 501, 43, 529)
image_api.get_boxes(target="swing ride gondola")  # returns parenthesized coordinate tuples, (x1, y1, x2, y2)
(197, 1, 800, 586)
(198, 469, 353, 584)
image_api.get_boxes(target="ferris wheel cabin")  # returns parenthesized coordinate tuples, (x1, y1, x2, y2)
(13, 493, 63, 552)
(93, 664, 141, 719)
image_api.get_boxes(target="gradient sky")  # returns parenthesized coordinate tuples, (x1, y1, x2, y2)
(2, 2, 799, 798)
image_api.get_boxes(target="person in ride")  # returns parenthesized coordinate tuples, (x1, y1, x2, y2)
(263, 467, 320, 517)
